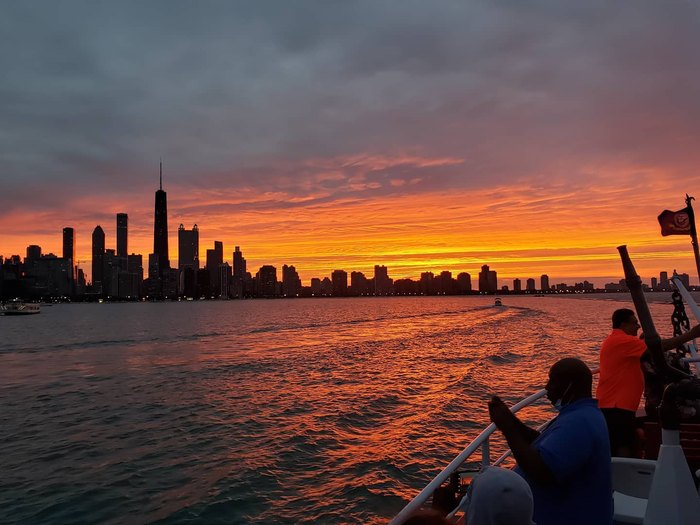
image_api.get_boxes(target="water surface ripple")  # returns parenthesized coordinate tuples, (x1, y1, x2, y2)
(0, 295, 680, 524)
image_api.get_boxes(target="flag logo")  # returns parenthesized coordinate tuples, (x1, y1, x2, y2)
(658, 207, 692, 236)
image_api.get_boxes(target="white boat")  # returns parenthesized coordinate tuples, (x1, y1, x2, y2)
(390, 265, 700, 525)
(1, 301, 40, 315)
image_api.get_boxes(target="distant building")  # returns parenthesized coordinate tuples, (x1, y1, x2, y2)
(678, 273, 691, 290)
(148, 253, 159, 280)
(232, 246, 247, 298)
(256, 265, 277, 297)
(420, 272, 435, 295)
(540, 274, 550, 292)
(651, 277, 658, 290)
(28, 254, 72, 297)
(332, 269, 348, 296)
(374, 265, 392, 295)
(282, 264, 301, 297)
(196, 268, 210, 298)
(92, 226, 105, 294)
(153, 161, 170, 277)
(117, 213, 128, 258)
(178, 224, 199, 272)
(478, 265, 497, 294)
(513, 278, 522, 292)
(219, 263, 232, 298)
(76, 268, 86, 295)
(350, 271, 370, 296)
(457, 272, 472, 293)
(574, 280, 594, 292)
(127, 254, 144, 298)
(233, 246, 246, 277)
(26, 245, 41, 262)
(526, 278, 536, 292)
(310, 277, 322, 296)
(63, 227, 75, 284)
(394, 278, 419, 295)
(206, 241, 224, 296)
(321, 276, 333, 296)
(604, 280, 628, 292)
(660, 271, 669, 291)
(103, 249, 117, 296)
(438, 271, 454, 294)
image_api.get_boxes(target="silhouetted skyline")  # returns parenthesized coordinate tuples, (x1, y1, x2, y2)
(1, 167, 694, 300)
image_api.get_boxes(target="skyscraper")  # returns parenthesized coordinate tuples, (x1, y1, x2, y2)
(206, 241, 224, 295)
(540, 274, 550, 292)
(178, 224, 199, 271)
(351, 271, 370, 296)
(526, 278, 536, 292)
(256, 265, 278, 297)
(331, 269, 348, 296)
(374, 265, 392, 295)
(478, 264, 498, 293)
(117, 213, 128, 258)
(26, 245, 42, 261)
(232, 246, 247, 299)
(92, 226, 105, 293)
(457, 272, 471, 293)
(282, 264, 301, 297)
(153, 161, 169, 277)
(233, 246, 246, 278)
(63, 227, 75, 281)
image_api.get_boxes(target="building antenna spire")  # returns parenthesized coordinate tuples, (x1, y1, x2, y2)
(159, 158, 163, 190)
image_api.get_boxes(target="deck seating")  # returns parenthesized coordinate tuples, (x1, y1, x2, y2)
(611, 457, 656, 524)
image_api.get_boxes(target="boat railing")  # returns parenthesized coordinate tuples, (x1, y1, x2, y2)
(672, 275, 700, 377)
(388, 388, 550, 525)
(390, 368, 600, 525)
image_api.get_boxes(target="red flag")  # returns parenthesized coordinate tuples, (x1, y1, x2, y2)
(658, 207, 692, 236)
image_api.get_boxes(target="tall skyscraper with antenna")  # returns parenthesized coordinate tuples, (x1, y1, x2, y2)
(153, 160, 169, 277)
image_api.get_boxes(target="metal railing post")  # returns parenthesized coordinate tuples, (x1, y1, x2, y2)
(481, 437, 490, 467)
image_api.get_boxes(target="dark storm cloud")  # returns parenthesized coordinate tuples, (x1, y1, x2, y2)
(2, 1, 700, 215)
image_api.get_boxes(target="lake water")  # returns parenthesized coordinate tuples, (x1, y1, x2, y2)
(0, 294, 685, 524)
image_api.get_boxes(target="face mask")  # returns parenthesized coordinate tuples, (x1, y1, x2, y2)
(553, 382, 573, 412)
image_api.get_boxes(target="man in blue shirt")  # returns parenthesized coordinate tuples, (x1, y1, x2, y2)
(488, 358, 613, 525)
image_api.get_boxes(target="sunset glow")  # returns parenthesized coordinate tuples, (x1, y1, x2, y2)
(2, 3, 700, 287)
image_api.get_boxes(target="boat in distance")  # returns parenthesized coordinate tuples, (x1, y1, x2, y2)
(1, 300, 40, 315)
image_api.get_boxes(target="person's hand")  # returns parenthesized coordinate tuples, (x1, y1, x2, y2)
(488, 396, 516, 433)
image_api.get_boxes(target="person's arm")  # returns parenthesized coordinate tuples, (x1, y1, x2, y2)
(661, 324, 700, 351)
(487, 396, 540, 443)
(488, 397, 556, 485)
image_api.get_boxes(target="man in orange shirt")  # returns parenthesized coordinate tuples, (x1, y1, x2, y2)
(597, 308, 700, 456)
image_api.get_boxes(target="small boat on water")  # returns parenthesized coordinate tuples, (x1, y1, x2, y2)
(494, 297, 502, 307)
(390, 254, 700, 525)
(1, 301, 41, 315)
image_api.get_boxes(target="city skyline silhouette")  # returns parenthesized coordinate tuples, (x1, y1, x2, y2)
(1, 165, 694, 300)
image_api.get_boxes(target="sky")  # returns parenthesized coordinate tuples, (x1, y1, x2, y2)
(2, 1, 700, 287)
